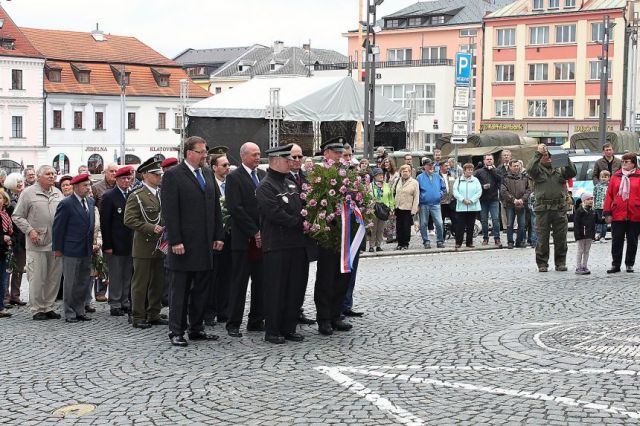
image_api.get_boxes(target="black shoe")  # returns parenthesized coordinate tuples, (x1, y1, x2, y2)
(297, 314, 316, 325)
(627, 266, 634, 273)
(368, 247, 374, 253)
(376, 247, 383, 252)
(9, 300, 27, 306)
(264, 334, 286, 344)
(148, 318, 169, 326)
(607, 266, 621, 274)
(44, 311, 61, 319)
(84, 305, 96, 313)
(161, 299, 169, 308)
(343, 309, 364, 317)
(217, 316, 229, 323)
(246, 320, 265, 332)
(120, 306, 131, 314)
(133, 321, 151, 329)
(169, 334, 188, 347)
(65, 317, 79, 323)
(227, 327, 243, 338)
(331, 319, 353, 331)
(33, 312, 49, 320)
(285, 332, 304, 342)
(204, 317, 217, 326)
(76, 315, 92, 322)
(555, 265, 568, 272)
(159, 313, 168, 320)
(318, 320, 333, 336)
(188, 330, 219, 341)
(110, 308, 124, 317)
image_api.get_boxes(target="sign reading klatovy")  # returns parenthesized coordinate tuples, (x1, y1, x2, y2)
(452, 52, 472, 145)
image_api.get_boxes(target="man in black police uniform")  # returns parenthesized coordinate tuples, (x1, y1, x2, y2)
(256, 144, 307, 344)
(315, 136, 353, 336)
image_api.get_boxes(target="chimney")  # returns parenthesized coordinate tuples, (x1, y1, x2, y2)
(302, 43, 311, 52)
(91, 23, 105, 42)
(273, 40, 285, 54)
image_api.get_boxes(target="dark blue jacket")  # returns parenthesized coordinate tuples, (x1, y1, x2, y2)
(52, 195, 95, 258)
(100, 187, 133, 256)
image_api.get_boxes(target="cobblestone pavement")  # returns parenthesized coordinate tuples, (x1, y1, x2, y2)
(2, 241, 639, 425)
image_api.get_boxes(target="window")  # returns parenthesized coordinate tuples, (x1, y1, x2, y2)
(549, 0, 559, 8)
(555, 24, 576, 43)
(127, 112, 136, 130)
(588, 99, 610, 117)
(591, 22, 613, 43)
(589, 60, 611, 80)
(378, 83, 436, 114)
(215, 87, 222, 94)
(53, 110, 62, 129)
(408, 17, 423, 26)
(497, 28, 516, 47)
(495, 100, 514, 118)
(496, 64, 515, 82)
(11, 116, 23, 138)
(565, 0, 575, 7)
(528, 100, 547, 117)
(421, 46, 446, 62)
(49, 69, 61, 82)
(530, 26, 549, 45)
(78, 71, 90, 84)
(553, 99, 574, 117)
(95, 112, 104, 130)
(431, 16, 445, 25)
(533, 0, 544, 9)
(157, 75, 169, 87)
(459, 44, 477, 54)
(460, 29, 477, 37)
(388, 48, 412, 62)
(73, 111, 83, 129)
(529, 63, 548, 81)
(11, 69, 22, 89)
(158, 112, 166, 129)
(554, 62, 575, 80)
(386, 19, 401, 28)
(175, 113, 183, 129)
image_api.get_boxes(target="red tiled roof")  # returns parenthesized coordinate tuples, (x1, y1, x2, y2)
(44, 61, 210, 98)
(21, 27, 175, 66)
(0, 6, 43, 58)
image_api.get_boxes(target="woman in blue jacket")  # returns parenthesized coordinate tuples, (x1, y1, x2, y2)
(452, 163, 482, 248)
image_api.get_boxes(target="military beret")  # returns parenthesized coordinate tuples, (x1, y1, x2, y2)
(208, 146, 229, 155)
(265, 144, 293, 158)
(70, 173, 90, 185)
(320, 136, 346, 152)
(115, 165, 134, 178)
(138, 157, 163, 174)
(161, 157, 178, 168)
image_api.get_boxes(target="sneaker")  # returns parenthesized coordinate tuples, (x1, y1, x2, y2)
(507, 242, 514, 249)
(555, 265, 568, 272)
(436, 242, 444, 248)
(424, 242, 431, 249)
(583, 268, 591, 275)
(495, 240, 503, 248)
(33, 312, 49, 320)
(594, 234, 601, 241)
(575, 267, 584, 274)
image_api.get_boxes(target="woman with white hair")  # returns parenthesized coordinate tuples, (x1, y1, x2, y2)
(3, 172, 27, 306)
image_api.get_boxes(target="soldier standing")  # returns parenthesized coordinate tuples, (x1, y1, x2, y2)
(526, 144, 577, 272)
(124, 158, 167, 329)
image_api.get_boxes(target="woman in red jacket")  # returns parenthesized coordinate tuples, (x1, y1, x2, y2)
(603, 152, 640, 273)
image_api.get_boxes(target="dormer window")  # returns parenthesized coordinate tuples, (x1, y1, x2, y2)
(110, 65, 130, 86)
(237, 61, 255, 72)
(151, 68, 170, 87)
(78, 71, 90, 83)
(386, 19, 402, 28)
(0, 37, 15, 50)
(49, 69, 61, 82)
(431, 16, 445, 25)
(408, 17, 423, 26)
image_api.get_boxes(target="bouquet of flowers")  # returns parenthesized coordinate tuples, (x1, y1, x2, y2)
(301, 159, 376, 252)
(220, 196, 231, 232)
(92, 251, 108, 281)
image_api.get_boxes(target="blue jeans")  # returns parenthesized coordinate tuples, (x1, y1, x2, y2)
(419, 204, 444, 244)
(480, 200, 501, 241)
(506, 207, 525, 245)
(595, 209, 607, 239)
(529, 205, 538, 247)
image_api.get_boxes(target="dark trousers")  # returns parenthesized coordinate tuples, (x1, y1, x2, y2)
(206, 234, 232, 321)
(395, 209, 413, 247)
(610, 220, 640, 268)
(168, 269, 212, 336)
(297, 260, 310, 317)
(264, 249, 307, 337)
(4, 250, 25, 303)
(226, 251, 264, 329)
(342, 249, 361, 312)
(455, 211, 476, 246)
(314, 247, 351, 322)
(441, 203, 456, 236)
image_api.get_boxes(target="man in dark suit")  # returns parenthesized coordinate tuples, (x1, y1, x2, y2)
(100, 165, 134, 317)
(52, 174, 95, 323)
(225, 141, 266, 338)
(162, 136, 225, 347)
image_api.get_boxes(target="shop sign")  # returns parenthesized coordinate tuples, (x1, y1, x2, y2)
(480, 123, 524, 131)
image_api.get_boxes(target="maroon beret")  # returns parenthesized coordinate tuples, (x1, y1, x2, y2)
(69, 174, 90, 185)
(114, 165, 134, 178)
(161, 157, 178, 168)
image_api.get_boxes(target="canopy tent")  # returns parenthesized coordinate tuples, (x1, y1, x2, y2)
(569, 131, 639, 153)
(187, 76, 407, 122)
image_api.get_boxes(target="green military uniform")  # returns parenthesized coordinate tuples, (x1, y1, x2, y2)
(124, 165, 165, 326)
(526, 151, 577, 270)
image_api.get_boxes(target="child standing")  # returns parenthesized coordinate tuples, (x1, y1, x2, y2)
(574, 192, 596, 275)
(593, 170, 610, 242)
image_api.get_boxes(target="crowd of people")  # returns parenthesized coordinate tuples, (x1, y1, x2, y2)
(0, 139, 637, 334)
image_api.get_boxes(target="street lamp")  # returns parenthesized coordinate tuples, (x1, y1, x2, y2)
(362, 0, 383, 160)
(598, 15, 615, 148)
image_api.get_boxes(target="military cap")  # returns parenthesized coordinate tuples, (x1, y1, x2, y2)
(320, 136, 346, 152)
(115, 165, 134, 178)
(70, 173, 90, 185)
(161, 157, 178, 168)
(208, 145, 229, 155)
(265, 144, 293, 158)
(138, 157, 163, 175)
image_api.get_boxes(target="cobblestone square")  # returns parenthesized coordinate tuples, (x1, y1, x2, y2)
(2, 242, 639, 424)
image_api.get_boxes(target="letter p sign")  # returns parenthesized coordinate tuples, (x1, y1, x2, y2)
(455, 52, 472, 86)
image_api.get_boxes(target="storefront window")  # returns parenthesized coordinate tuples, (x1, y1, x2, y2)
(88, 154, 104, 175)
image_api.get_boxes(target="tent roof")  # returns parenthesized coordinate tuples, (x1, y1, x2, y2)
(187, 76, 407, 122)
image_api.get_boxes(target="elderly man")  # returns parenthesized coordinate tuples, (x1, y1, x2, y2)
(417, 158, 446, 249)
(52, 174, 95, 323)
(12, 165, 64, 320)
(23, 167, 36, 187)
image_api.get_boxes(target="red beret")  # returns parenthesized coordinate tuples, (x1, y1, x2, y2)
(115, 165, 134, 178)
(161, 157, 178, 168)
(69, 174, 90, 185)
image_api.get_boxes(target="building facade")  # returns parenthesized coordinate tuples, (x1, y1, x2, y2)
(482, 0, 628, 146)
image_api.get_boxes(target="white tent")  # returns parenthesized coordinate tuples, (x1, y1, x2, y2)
(187, 76, 407, 123)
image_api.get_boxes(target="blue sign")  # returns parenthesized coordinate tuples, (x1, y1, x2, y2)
(455, 52, 472, 86)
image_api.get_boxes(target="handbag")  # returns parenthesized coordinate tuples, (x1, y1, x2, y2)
(374, 202, 391, 220)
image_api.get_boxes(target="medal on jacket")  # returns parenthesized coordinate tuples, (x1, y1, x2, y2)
(282, 195, 289, 203)
(117, 208, 122, 214)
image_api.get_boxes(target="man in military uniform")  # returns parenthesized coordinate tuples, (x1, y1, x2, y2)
(124, 158, 167, 329)
(256, 144, 307, 343)
(526, 144, 577, 272)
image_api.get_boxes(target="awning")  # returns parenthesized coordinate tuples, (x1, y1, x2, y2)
(527, 131, 568, 137)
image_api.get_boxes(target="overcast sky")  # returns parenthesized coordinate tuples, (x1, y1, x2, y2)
(4, 0, 418, 59)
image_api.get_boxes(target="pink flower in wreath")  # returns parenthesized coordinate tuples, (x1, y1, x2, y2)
(299, 192, 307, 200)
(303, 221, 311, 232)
(308, 199, 317, 207)
(320, 199, 328, 207)
(301, 209, 308, 217)
(301, 183, 310, 191)
(342, 178, 350, 185)
(310, 224, 321, 232)
(355, 192, 363, 201)
(338, 168, 347, 177)
(339, 185, 348, 194)
(329, 189, 336, 196)
(318, 211, 326, 220)
(330, 179, 337, 186)
(314, 177, 322, 183)
(324, 226, 331, 232)
(327, 213, 335, 221)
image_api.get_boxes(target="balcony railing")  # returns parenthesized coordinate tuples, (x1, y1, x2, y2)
(314, 58, 453, 71)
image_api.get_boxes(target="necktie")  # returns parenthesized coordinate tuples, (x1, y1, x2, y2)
(195, 169, 206, 190)
(81, 198, 88, 214)
(220, 181, 226, 197)
(251, 169, 259, 187)
(294, 173, 301, 187)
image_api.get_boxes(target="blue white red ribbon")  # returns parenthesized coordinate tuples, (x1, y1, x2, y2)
(340, 201, 366, 273)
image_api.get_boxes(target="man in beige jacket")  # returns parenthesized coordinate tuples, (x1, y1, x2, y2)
(12, 165, 64, 320)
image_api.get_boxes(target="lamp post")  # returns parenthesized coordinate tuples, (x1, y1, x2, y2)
(119, 64, 126, 165)
(179, 78, 189, 161)
(362, 0, 383, 160)
(598, 15, 614, 148)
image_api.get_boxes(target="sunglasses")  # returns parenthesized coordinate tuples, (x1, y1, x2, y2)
(289, 156, 303, 160)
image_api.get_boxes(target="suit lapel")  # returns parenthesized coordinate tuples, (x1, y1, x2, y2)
(180, 162, 206, 192)
(73, 196, 89, 224)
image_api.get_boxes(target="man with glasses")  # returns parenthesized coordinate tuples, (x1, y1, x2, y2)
(162, 136, 225, 347)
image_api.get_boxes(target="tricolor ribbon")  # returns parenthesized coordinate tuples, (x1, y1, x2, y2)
(340, 201, 366, 273)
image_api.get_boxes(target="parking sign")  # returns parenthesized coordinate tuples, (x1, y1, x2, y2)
(455, 52, 472, 86)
